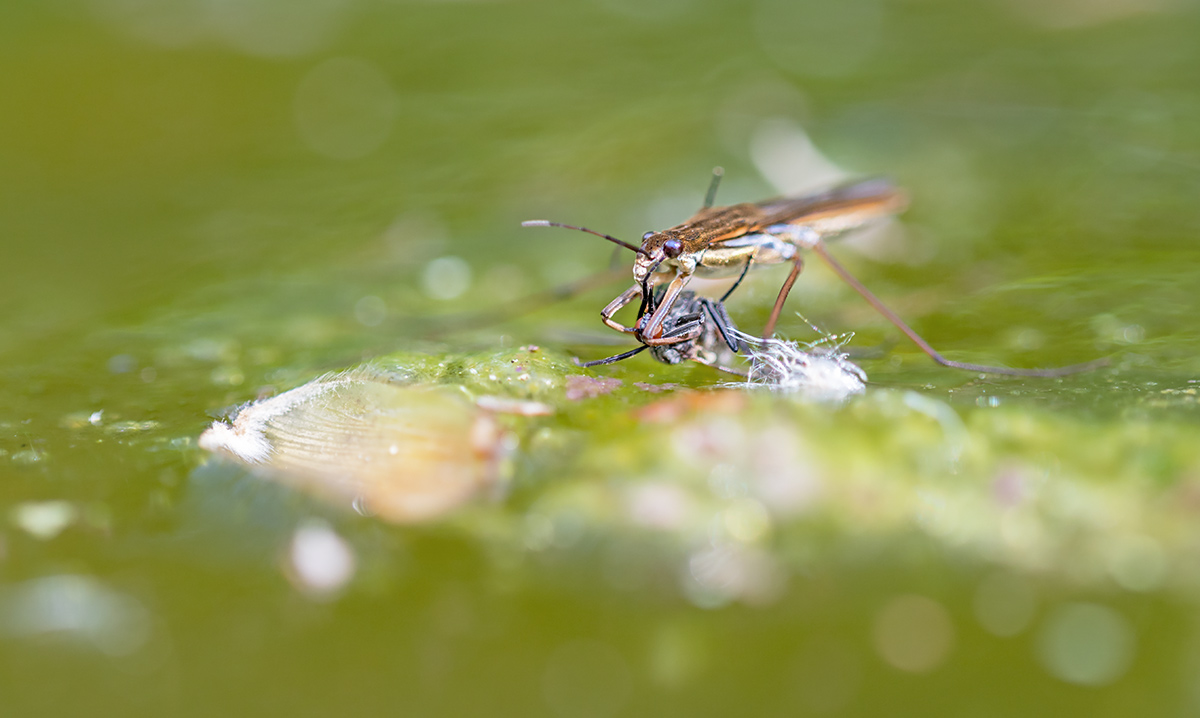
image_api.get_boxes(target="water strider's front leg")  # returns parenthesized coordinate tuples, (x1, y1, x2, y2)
(600, 283, 643, 334)
(636, 272, 695, 346)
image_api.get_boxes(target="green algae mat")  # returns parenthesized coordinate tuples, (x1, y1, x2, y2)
(4, 0, 1200, 715)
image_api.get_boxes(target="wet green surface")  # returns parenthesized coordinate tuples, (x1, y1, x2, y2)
(4, 0, 1200, 715)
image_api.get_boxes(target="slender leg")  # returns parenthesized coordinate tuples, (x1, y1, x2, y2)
(600, 283, 645, 335)
(761, 255, 805, 339)
(701, 299, 740, 353)
(578, 345, 649, 367)
(809, 242, 1110, 377)
(659, 312, 705, 354)
(638, 272, 696, 345)
(644, 314, 704, 346)
(691, 352, 749, 377)
(635, 260, 662, 322)
(720, 258, 753, 302)
(711, 363, 749, 378)
(583, 309, 703, 368)
(703, 166, 725, 209)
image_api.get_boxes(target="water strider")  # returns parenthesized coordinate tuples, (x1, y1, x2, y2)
(526, 170, 1108, 378)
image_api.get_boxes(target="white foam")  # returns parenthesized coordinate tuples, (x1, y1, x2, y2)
(734, 331, 867, 402)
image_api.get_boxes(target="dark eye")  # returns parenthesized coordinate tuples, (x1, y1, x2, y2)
(642, 231, 655, 241)
(663, 238, 683, 258)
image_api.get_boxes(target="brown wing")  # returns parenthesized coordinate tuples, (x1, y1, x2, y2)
(754, 177, 908, 236)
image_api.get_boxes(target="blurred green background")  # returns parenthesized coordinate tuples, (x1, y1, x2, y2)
(4, 0, 1200, 715)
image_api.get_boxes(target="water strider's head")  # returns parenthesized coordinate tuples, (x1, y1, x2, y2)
(632, 230, 691, 284)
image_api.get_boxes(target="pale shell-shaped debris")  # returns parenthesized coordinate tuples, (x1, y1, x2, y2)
(199, 371, 505, 523)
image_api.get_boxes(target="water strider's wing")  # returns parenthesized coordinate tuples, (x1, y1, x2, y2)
(754, 177, 908, 237)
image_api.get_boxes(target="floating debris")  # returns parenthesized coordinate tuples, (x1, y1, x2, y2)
(475, 395, 554, 417)
(199, 370, 509, 523)
(565, 375, 622, 400)
(633, 382, 678, 394)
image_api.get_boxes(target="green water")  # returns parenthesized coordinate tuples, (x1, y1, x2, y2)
(4, 0, 1200, 714)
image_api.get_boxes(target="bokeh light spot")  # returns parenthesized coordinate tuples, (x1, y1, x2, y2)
(354, 295, 387, 327)
(1038, 603, 1135, 685)
(422, 256, 473, 301)
(287, 522, 357, 599)
(873, 595, 955, 673)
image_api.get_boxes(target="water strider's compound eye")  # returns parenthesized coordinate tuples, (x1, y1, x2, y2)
(662, 238, 683, 258)
(642, 231, 655, 241)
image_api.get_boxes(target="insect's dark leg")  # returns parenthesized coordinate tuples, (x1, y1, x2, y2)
(662, 312, 704, 339)
(720, 258, 753, 302)
(809, 242, 1110, 377)
(634, 258, 665, 322)
(638, 272, 692, 344)
(702, 166, 725, 209)
(690, 351, 748, 377)
(645, 307, 705, 347)
(578, 345, 650, 367)
(762, 254, 805, 339)
(711, 363, 748, 378)
(701, 299, 740, 353)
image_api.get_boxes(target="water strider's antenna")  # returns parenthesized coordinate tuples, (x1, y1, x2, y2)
(522, 220, 649, 256)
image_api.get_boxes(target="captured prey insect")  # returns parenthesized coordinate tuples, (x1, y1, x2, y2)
(525, 170, 1108, 378)
(577, 284, 747, 375)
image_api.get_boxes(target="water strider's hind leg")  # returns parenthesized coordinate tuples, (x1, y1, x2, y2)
(809, 241, 1110, 377)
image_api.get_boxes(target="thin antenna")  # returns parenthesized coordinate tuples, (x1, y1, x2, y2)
(522, 220, 649, 256)
(703, 166, 725, 209)
(809, 242, 1111, 377)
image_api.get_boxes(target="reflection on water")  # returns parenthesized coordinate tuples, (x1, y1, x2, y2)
(0, 576, 153, 657)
